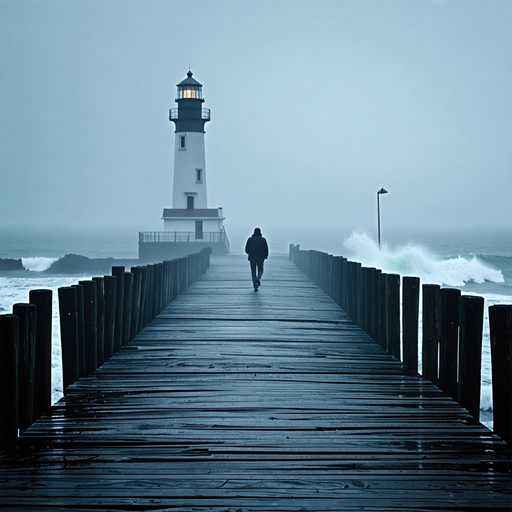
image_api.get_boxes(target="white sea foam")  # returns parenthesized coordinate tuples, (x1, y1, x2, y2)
(22, 257, 59, 272)
(480, 385, 493, 411)
(344, 232, 504, 287)
(0, 274, 91, 404)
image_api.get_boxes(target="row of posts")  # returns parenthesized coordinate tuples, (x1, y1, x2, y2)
(289, 244, 512, 445)
(0, 248, 211, 449)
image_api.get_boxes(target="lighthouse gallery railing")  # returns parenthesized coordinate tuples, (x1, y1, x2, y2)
(139, 231, 228, 247)
(168, 108, 211, 121)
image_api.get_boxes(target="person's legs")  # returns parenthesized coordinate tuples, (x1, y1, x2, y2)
(250, 260, 258, 290)
(256, 260, 264, 282)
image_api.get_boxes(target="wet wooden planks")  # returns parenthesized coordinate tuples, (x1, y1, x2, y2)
(1, 254, 511, 511)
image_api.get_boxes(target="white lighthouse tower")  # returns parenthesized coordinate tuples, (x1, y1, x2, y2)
(170, 71, 209, 210)
(138, 71, 228, 262)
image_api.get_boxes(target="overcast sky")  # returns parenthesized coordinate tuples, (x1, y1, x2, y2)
(1, 0, 511, 240)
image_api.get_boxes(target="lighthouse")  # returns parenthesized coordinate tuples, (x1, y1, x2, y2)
(139, 71, 229, 262)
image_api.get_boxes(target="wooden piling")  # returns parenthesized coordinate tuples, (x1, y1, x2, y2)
(378, 273, 387, 349)
(92, 277, 105, 367)
(366, 268, 376, 337)
(130, 267, 142, 339)
(58, 287, 79, 393)
(158, 263, 164, 312)
(371, 268, 381, 344)
(488, 304, 512, 445)
(422, 284, 440, 385)
(103, 275, 116, 361)
(11, 304, 36, 433)
(340, 259, 347, 311)
(358, 267, 366, 330)
(458, 295, 484, 420)
(155, 263, 162, 315)
(71, 285, 86, 378)
(352, 263, 361, 324)
(122, 272, 133, 346)
(439, 288, 461, 400)
(0, 314, 19, 448)
(112, 266, 125, 354)
(79, 280, 97, 375)
(138, 267, 147, 332)
(145, 265, 153, 323)
(385, 274, 401, 359)
(29, 289, 52, 421)
(402, 277, 420, 372)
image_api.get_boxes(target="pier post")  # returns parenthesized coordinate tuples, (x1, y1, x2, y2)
(139, 267, 147, 331)
(92, 277, 105, 367)
(439, 288, 461, 400)
(358, 267, 366, 330)
(156, 263, 162, 313)
(458, 295, 484, 420)
(151, 263, 158, 318)
(341, 257, 347, 307)
(11, 304, 36, 434)
(489, 304, 512, 445)
(159, 262, 165, 310)
(326, 254, 334, 298)
(355, 263, 361, 325)
(402, 277, 420, 372)
(71, 285, 86, 377)
(80, 280, 98, 375)
(146, 265, 154, 321)
(112, 266, 125, 353)
(331, 256, 340, 304)
(386, 274, 401, 359)
(365, 268, 375, 337)
(422, 284, 440, 385)
(103, 275, 116, 361)
(170, 261, 177, 303)
(0, 314, 18, 448)
(58, 287, 79, 393)
(122, 272, 133, 346)
(378, 273, 387, 349)
(371, 269, 381, 343)
(29, 289, 52, 421)
(130, 267, 142, 339)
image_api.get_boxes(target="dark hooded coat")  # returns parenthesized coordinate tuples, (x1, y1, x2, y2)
(245, 233, 269, 262)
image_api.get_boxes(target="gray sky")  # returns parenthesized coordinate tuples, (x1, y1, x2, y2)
(1, 0, 511, 239)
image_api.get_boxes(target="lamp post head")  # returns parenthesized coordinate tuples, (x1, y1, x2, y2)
(378, 188, 388, 195)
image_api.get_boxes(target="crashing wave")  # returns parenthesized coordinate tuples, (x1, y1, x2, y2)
(343, 232, 504, 287)
(22, 257, 60, 272)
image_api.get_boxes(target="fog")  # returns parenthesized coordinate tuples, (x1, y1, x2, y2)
(1, 0, 511, 248)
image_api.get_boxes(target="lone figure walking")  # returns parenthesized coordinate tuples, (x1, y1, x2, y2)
(245, 227, 269, 291)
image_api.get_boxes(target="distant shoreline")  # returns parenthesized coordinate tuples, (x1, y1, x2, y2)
(0, 254, 139, 274)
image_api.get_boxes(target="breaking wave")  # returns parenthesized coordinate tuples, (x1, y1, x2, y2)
(22, 257, 59, 272)
(343, 232, 504, 287)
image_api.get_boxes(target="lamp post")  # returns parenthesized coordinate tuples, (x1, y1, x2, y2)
(377, 188, 388, 250)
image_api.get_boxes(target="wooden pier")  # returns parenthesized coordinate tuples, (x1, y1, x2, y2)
(1, 254, 511, 510)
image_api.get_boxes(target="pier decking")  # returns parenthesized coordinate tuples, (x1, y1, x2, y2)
(1, 255, 511, 510)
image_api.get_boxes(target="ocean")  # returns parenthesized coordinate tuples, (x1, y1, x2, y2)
(1, 224, 511, 431)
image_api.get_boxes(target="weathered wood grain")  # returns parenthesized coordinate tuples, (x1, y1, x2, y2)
(0, 254, 510, 511)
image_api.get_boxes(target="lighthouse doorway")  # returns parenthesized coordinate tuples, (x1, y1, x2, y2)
(195, 221, 203, 240)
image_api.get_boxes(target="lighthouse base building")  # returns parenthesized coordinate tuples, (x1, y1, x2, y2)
(139, 71, 229, 263)
(139, 207, 229, 262)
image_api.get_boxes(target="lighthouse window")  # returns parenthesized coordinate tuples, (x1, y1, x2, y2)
(179, 135, 186, 150)
(178, 86, 202, 100)
(196, 169, 202, 183)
